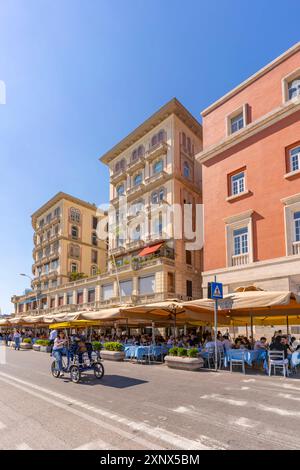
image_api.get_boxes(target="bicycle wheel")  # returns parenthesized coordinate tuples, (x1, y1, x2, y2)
(93, 361, 104, 379)
(51, 361, 60, 378)
(70, 365, 81, 383)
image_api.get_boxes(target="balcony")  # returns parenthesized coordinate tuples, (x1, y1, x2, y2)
(109, 246, 126, 257)
(144, 170, 169, 189)
(127, 156, 145, 174)
(126, 183, 145, 201)
(231, 253, 249, 267)
(146, 142, 168, 162)
(292, 241, 300, 255)
(126, 239, 145, 251)
(110, 169, 127, 185)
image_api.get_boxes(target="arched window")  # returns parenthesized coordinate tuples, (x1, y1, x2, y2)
(138, 145, 144, 157)
(91, 265, 97, 276)
(158, 130, 165, 143)
(159, 187, 165, 201)
(132, 149, 138, 161)
(134, 173, 142, 186)
(133, 224, 141, 241)
(151, 191, 158, 204)
(70, 207, 81, 223)
(120, 158, 126, 170)
(71, 226, 79, 239)
(182, 132, 186, 147)
(116, 184, 125, 196)
(187, 137, 191, 154)
(153, 159, 163, 174)
(115, 161, 120, 172)
(151, 134, 158, 147)
(183, 161, 190, 178)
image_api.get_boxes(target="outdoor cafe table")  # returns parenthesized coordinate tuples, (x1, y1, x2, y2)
(124, 345, 168, 361)
(224, 349, 268, 369)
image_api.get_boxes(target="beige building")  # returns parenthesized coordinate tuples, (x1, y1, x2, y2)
(11, 99, 203, 316)
(12, 192, 107, 314)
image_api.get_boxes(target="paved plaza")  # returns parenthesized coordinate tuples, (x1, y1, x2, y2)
(0, 348, 299, 450)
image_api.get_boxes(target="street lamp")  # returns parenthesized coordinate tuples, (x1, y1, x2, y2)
(19, 269, 41, 315)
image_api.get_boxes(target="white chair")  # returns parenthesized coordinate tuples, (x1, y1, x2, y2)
(268, 350, 289, 377)
(229, 350, 245, 374)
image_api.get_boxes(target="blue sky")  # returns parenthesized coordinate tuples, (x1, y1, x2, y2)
(0, 0, 299, 314)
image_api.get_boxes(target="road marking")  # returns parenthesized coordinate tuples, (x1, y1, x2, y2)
(200, 394, 247, 407)
(278, 393, 300, 402)
(0, 372, 216, 450)
(16, 443, 32, 450)
(243, 379, 256, 383)
(234, 417, 256, 428)
(258, 404, 300, 417)
(75, 439, 115, 450)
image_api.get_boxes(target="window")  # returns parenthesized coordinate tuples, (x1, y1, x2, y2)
(231, 172, 245, 196)
(233, 227, 248, 255)
(120, 280, 133, 297)
(187, 137, 191, 154)
(186, 250, 192, 265)
(92, 216, 98, 230)
(151, 130, 165, 148)
(138, 145, 144, 157)
(132, 224, 141, 241)
(132, 149, 138, 161)
(116, 184, 125, 196)
(43, 281, 49, 290)
(45, 245, 51, 257)
(71, 262, 78, 273)
(44, 263, 50, 274)
(58, 296, 64, 306)
(115, 159, 126, 172)
(153, 160, 163, 174)
(39, 219, 44, 228)
(47, 230, 51, 240)
(290, 146, 300, 172)
(92, 232, 98, 246)
(154, 213, 163, 236)
(46, 213, 52, 224)
(53, 240, 59, 252)
(186, 280, 193, 298)
(151, 188, 165, 204)
(102, 283, 114, 300)
(54, 225, 59, 236)
(91, 265, 97, 276)
(54, 207, 60, 218)
(69, 244, 80, 258)
(66, 292, 73, 305)
(158, 130, 165, 143)
(38, 250, 43, 260)
(51, 279, 57, 289)
(139, 275, 155, 295)
(182, 132, 186, 147)
(183, 161, 190, 178)
(288, 77, 300, 100)
(159, 188, 165, 201)
(77, 291, 83, 304)
(70, 208, 81, 223)
(51, 259, 59, 270)
(91, 249, 98, 263)
(231, 113, 244, 134)
(88, 288, 95, 303)
(294, 211, 300, 242)
(71, 226, 79, 239)
(168, 272, 175, 293)
(133, 173, 142, 186)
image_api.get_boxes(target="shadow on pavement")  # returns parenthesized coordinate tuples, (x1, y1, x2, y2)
(62, 374, 148, 388)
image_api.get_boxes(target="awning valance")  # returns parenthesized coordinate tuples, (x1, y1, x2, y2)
(138, 242, 163, 257)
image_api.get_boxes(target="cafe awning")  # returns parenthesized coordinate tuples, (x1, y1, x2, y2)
(138, 242, 163, 257)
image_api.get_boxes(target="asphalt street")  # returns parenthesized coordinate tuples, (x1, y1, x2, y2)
(0, 346, 299, 450)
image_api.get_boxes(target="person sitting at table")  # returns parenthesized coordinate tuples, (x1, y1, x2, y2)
(254, 337, 268, 350)
(232, 338, 244, 349)
(222, 335, 232, 350)
(270, 335, 291, 358)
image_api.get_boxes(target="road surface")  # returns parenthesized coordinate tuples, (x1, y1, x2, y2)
(0, 347, 299, 450)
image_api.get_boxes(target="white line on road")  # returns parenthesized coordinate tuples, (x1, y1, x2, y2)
(278, 393, 300, 402)
(200, 394, 248, 407)
(258, 404, 300, 417)
(74, 439, 116, 450)
(0, 371, 217, 450)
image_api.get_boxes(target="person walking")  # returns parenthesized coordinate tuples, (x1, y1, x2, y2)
(13, 329, 21, 351)
(52, 331, 67, 376)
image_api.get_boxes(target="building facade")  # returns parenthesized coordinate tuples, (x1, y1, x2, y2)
(198, 42, 300, 295)
(12, 192, 107, 314)
(11, 99, 203, 316)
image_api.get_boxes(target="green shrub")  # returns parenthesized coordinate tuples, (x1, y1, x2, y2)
(187, 348, 199, 358)
(92, 341, 102, 351)
(177, 347, 188, 357)
(35, 339, 50, 346)
(103, 342, 124, 352)
(168, 347, 178, 356)
(23, 338, 32, 344)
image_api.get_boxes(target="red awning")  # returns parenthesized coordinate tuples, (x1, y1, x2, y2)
(138, 242, 163, 257)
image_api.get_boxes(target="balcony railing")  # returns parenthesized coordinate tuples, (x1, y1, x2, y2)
(126, 183, 145, 200)
(293, 241, 300, 255)
(110, 169, 127, 184)
(127, 156, 145, 174)
(231, 253, 249, 267)
(144, 170, 168, 188)
(146, 142, 168, 161)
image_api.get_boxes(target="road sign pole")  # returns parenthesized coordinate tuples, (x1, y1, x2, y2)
(214, 275, 218, 372)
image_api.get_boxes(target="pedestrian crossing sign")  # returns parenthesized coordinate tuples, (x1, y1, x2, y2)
(208, 281, 223, 299)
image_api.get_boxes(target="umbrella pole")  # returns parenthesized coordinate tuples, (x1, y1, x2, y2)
(152, 321, 155, 345)
(250, 315, 254, 346)
(286, 316, 289, 335)
(246, 323, 248, 338)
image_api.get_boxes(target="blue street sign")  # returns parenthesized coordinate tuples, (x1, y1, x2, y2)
(210, 282, 223, 299)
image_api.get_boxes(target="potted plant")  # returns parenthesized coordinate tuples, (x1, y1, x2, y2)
(101, 342, 125, 361)
(33, 340, 41, 352)
(35, 339, 51, 353)
(164, 347, 204, 371)
(20, 338, 32, 350)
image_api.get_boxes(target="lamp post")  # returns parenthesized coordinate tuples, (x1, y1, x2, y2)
(20, 268, 41, 315)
